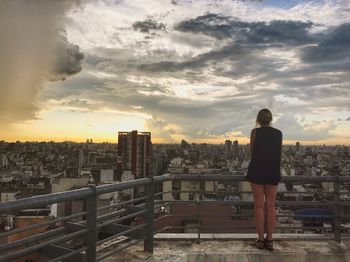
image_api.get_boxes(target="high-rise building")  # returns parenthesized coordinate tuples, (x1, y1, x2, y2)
(233, 140, 239, 159)
(225, 140, 232, 152)
(88, 152, 97, 166)
(78, 149, 88, 168)
(117, 130, 152, 180)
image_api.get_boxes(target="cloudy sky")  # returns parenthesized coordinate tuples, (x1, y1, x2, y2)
(1, 0, 350, 145)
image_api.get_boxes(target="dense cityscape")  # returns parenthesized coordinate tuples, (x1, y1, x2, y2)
(1, 133, 350, 199)
(1, 134, 349, 198)
(1, 131, 349, 212)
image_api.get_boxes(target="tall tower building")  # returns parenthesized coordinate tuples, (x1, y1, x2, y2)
(117, 130, 152, 180)
(78, 149, 88, 168)
(225, 140, 232, 152)
(233, 140, 239, 159)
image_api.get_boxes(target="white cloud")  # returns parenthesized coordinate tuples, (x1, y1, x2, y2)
(34, 0, 350, 143)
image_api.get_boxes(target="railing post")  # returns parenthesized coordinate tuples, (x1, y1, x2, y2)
(144, 176, 154, 252)
(197, 196, 201, 244)
(197, 180, 203, 244)
(333, 174, 341, 243)
(86, 185, 97, 261)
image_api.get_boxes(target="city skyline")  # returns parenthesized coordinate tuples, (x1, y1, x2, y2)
(1, 0, 350, 145)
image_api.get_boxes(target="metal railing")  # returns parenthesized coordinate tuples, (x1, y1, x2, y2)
(0, 174, 349, 261)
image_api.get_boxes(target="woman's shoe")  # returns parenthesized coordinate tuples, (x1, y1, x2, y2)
(264, 238, 273, 250)
(255, 239, 265, 249)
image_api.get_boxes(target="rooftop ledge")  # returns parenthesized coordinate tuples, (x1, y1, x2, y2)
(103, 233, 350, 262)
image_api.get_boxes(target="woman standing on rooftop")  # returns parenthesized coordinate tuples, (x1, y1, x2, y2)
(246, 108, 282, 251)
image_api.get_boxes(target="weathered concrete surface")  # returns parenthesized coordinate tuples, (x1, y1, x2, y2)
(154, 233, 337, 240)
(102, 238, 350, 262)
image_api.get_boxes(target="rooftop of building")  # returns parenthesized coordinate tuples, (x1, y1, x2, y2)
(102, 233, 350, 262)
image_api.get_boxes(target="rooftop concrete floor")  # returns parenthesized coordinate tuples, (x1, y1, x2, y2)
(101, 234, 350, 262)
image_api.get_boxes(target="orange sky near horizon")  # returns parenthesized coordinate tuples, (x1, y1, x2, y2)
(1, 108, 349, 146)
(2, 121, 349, 146)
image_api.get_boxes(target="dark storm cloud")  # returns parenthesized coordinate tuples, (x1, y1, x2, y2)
(84, 53, 111, 67)
(175, 13, 314, 45)
(291, 61, 350, 74)
(138, 43, 255, 72)
(0, 0, 86, 123)
(40, 72, 107, 101)
(138, 14, 315, 73)
(301, 23, 350, 63)
(132, 18, 166, 33)
(53, 36, 84, 80)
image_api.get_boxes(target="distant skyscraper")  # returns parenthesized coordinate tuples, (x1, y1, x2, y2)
(117, 130, 152, 180)
(78, 149, 88, 168)
(296, 142, 300, 152)
(233, 140, 239, 159)
(225, 140, 232, 152)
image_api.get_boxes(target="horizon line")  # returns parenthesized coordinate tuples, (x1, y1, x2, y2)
(1, 139, 349, 147)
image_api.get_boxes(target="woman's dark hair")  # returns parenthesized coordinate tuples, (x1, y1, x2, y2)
(256, 108, 272, 127)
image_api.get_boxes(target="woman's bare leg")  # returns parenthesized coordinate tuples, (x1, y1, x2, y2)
(264, 184, 278, 241)
(250, 182, 265, 240)
(264, 202, 267, 235)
